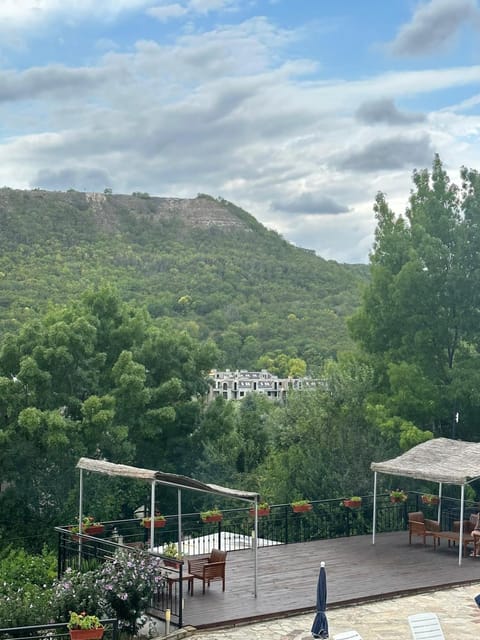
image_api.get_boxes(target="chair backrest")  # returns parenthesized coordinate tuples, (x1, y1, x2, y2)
(408, 612, 445, 639)
(333, 631, 363, 640)
(209, 549, 227, 563)
(408, 511, 425, 524)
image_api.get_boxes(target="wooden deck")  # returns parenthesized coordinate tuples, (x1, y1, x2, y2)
(177, 531, 480, 629)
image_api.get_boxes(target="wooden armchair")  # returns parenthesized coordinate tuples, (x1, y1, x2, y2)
(187, 548, 227, 594)
(408, 511, 441, 546)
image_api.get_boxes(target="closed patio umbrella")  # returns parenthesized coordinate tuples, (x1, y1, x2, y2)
(311, 561, 329, 638)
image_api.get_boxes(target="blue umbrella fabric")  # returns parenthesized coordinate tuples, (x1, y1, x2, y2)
(311, 561, 329, 638)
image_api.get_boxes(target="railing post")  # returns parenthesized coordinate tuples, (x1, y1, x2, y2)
(285, 505, 289, 544)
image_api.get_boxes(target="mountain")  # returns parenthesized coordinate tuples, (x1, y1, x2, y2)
(0, 188, 369, 371)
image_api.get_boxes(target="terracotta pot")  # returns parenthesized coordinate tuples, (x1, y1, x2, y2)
(84, 525, 105, 535)
(390, 497, 405, 504)
(292, 504, 312, 513)
(142, 519, 166, 528)
(202, 514, 222, 523)
(343, 500, 362, 508)
(249, 508, 270, 517)
(164, 558, 182, 569)
(69, 628, 104, 640)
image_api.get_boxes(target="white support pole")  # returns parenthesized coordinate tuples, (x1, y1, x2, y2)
(150, 480, 156, 552)
(372, 471, 377, 545)
(253, 498, 258, 597)
(459, 483, 465, 566)
(78, 468, 83, 566)
(177, 488, 182, 554)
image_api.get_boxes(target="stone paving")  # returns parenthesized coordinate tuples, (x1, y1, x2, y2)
(187, 582, 480, 639)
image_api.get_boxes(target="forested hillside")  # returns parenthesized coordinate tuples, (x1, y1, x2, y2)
(0, 188, 368, 372)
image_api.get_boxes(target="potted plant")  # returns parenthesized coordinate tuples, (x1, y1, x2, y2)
(421, 493, 440, 505)
(343, 496, 362, 508)
(201, 508, 223, 523)
(162, 542, 184, 568)
(70, 516, 105, 537)
(249, 501, 271, 517)
(389, 489, 408, 504)
(140, 513, 166, 528)
(291, 499, 313, 513)
(67, 612, 104, 640)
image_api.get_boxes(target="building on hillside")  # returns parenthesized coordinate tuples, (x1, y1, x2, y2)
(207, 369, 318, 402)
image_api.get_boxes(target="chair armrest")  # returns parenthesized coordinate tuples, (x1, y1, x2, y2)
(424, 519, 441, 532)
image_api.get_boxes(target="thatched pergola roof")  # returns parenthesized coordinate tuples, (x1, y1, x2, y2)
(371, 437, 480, 486)
(77, 457, 260, 501)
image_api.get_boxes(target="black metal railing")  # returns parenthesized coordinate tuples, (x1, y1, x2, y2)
(0, 619, 118, 640)
(56, 492, 477, 630)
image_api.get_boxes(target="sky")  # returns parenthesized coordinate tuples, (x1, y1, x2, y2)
(1, 0, 479, 264)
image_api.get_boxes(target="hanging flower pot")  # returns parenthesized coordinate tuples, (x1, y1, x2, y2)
(68, 613, 104, 640)
(69, 629, 104, 640)
(291, 500, 312, 513)
(249, 502, 270, 517)
(421, 494, 440, 505)
(249, 507, 271, 517)
(84, 525, 105, 536)
(141, 516, 166, 528)
(343, 497, 362, 508)
(201, 509, 223, 523)
(389, 490, 407, 504)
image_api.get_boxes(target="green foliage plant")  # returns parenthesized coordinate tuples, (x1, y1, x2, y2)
(163, 542, 183, 560)
(389, 489, 407, 502)
(290, 499, 311, 507)
(53, 568, 104, 621)
(68, 612, 104, 630)
(0, 547, 57, 628)
(200, 508, 222, 521)
(140, 514, 165, 526)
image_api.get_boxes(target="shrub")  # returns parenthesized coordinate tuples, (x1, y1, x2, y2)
(99, 549, 164, 635)
(52, 568, 106, 621)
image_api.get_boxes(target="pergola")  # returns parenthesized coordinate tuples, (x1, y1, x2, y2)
(370, 437, 480, 565)
(76, 458, 261, 593)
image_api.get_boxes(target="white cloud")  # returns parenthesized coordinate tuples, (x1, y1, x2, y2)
(389, 0, 480, 57)
(0, 15, 478, 263)
(147, 3, 188, 21)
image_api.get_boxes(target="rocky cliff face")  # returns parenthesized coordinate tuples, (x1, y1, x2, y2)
(0, 188, 253, 235)
(89, 192, 252, 232)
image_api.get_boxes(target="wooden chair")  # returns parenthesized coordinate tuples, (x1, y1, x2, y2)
(408, 511, 440, 546)
(187, 548, 227, 594)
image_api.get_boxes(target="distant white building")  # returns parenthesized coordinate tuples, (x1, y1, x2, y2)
(207, 369, 318, 402)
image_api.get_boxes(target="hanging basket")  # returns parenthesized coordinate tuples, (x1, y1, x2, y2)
(201, 514, 223, 523)
(249, 508, 270, 517)
(343, 499, 362, 509)
(69, 629, 104, 640)
(141, 519, 166, 528)
(292, 503, 312, 513)
(84, 525, 105, 536)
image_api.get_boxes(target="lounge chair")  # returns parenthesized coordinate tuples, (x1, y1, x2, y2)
(333, 632, 363, 640)
(408, 612, 445, 639)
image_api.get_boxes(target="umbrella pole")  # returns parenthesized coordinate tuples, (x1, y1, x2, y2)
(372, 471, 377, 545)
(177, 488, 182, 555)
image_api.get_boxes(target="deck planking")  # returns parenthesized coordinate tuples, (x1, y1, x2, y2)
(177, 531, 480, 629)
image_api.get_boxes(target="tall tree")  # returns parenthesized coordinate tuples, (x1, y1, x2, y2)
(349, 156, 480, 439)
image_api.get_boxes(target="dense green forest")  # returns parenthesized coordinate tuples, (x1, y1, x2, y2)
(1, 156, 480, 568)
(0, 189, 368, 374)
